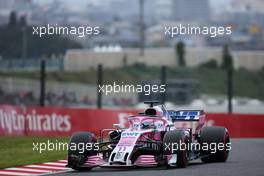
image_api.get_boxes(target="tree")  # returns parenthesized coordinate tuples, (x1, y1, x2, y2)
(19, 15, 27, 27)
(176, 41, 186, 67)
(199, 59, 218, 68)
(8, 11, 17, 28)
(0, 11, 83, 58)
(221, 44, 233, 69)
(0, 25, 83, 58)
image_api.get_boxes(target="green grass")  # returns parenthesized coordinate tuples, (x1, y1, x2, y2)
(1, 66, 264, 100)
(0, 136, 69, 169)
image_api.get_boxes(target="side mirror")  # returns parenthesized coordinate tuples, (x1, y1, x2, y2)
(113, 124, 121, 129)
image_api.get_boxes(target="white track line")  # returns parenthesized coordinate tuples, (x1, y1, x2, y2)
(5, 168, 51, 173)
(0, 171, 32, 175)
(44, 162, 66, 166)
(0, 160, 70, 176)
(25, 165, 68, 170)
(39, 169, 73, 176)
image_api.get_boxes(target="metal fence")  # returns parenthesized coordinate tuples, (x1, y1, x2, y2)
(0, 58, 64, 71)
(0, 76, 136, 107)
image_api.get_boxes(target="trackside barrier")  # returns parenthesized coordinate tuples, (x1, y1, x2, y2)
(0, 105, 263, 138)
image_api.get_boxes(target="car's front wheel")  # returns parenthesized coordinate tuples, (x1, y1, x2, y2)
(67, 132, 97, 171)
(163, 130, 188, 168)
(200, 126, 230, 163)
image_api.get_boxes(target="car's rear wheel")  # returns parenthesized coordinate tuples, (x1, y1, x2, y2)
(200, 126, 230, 163)
(163, 130, 188, 168)
(67, 132, 97, 171)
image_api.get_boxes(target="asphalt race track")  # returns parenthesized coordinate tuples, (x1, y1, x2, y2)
(50, 139, 264, 176)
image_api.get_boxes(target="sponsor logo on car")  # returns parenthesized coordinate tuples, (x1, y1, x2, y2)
(169, 111, 201, 120)
(121, 132, 140, 137)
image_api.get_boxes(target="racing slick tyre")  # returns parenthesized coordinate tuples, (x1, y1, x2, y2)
(163, 130, 188, 168)
(200, 126, 230, 163)
(67, 132, 97, 171)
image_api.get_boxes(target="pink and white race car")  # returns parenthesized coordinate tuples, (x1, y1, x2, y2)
(67, 101, 230, 170)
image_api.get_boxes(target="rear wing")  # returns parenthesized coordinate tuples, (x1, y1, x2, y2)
(168, 110, 204, 121)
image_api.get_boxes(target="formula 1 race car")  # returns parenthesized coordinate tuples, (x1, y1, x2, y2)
(67, 101, 230, 170)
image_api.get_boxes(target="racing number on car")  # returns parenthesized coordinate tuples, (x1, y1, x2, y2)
(118, 146, 127, 152)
